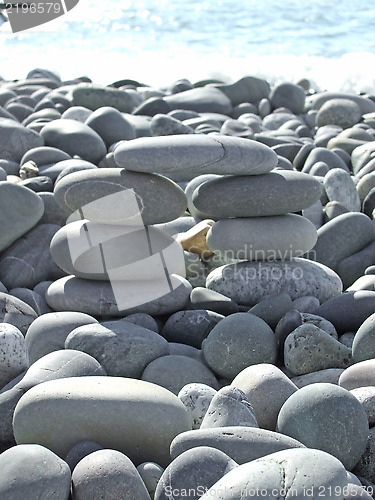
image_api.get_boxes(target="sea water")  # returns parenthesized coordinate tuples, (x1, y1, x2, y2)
(1, 0, 375, 92)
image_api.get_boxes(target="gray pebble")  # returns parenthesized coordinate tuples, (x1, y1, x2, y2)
(339, 359, 375, 390)
(137, 462, 164, 499)
(291, 368, 345, 388)
(178, 383, 217, 429)
(351, 387, 375, 427)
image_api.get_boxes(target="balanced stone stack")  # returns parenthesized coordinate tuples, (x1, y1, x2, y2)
(46, 167, 191, 317)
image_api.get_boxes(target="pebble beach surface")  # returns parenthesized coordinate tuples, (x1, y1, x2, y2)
(2, 69, 375, 498)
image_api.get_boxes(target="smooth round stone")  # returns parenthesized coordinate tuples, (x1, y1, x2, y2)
(13, 376, 191, 467)
(324, 168, 361, 212)
(38, 192, 69, 226)
(114, 135, 278, 181)
(316, 98, 362, 128)
(9, 288, 51, 316)
(348, 275, 375, 292)
(0, 223, 61, 289)
(133, 97, 171, 117)
(277, 382, 369, 470)
(65, 320, 168, 378)
(309, 160, 330, 176)
(154, 446, 238, 500)
(262, 112, 296, 130)
(185, 173, 222, 219)
(192, 170, 322, 219)
(50, 221, 185, 281)
(154, 217, 196, 237)
(53, 158, 98, 184)
(168, 343, 201, 361)
(247, 293, 294, 330)
(0, 118, 44, 162)
(137, 462, 164, 499)
(200, 386, 259, 429)
(0, 293, 37, 335)
(353, 427, 375, 483)
(363, 187, 375, 217)
(64, 441, 104, 470)
(231, 364, 298, 431)
(340, 332, 355, 348)
(324, 200, 350, 223)
(0, 324, 28, 390)
(25, 311, 97, 364)
(302, 146, 349, 173)
(141, 355, 219, 395)
(220, 118, 254, 138)
(206, 215, 317, 261)
(187, 287, 240, 316)
(307, 92, 375, 114)
(206, 258, 342, 306)
(351, 387, 375, 427)
(178, 383, 217, 429)
(339, 360, 375, 390)
(307, 212, 375, 271)
(40, 119, 106, 164)
(163, 87, 233, 114)
(61, 105, 92, 122)
(19, 175, 53, 192)
(315, 291, 375, 334)
(353, 313, 375, 362)
(161, 310, 224, 348)
(150, 113, 195, 136)
(269, 82, 306, 114)
(85, 106, 136, 147)
(70, 83, 138, 112)
(292, 296, 320, 313)
(53, 168, 187, 226)
(170, 426, 305, 465)
(0, 444, 71, 499)
(302, 199, 324, 229)
(0, 182, 44, 253)
(352, 142, 375, 175)
(125, 313, 159, 333)
(199, 448, 348, 500)
(284, 324, 352, 376)
(202, 313, 277, 380)
(291, 368, 345, 388)
(46, 274, 192, 317)
(71, 449, 151, 500)
(20, 145, 71, 167)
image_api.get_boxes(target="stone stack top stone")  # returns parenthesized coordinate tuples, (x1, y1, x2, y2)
(114, 135, 278, 181)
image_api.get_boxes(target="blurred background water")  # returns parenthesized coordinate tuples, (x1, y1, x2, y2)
(1, 0, 375, 92)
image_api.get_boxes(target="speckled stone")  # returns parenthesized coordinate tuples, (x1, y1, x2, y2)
(277, 382, 369, 470)
(0, 324, 28, 390)
(324, 168, 361, 212)
(0, 293, 37, 335)
(178, 383, 217, 430)
(206, 258, 342, 306)
(114, 135, 278, 181)
(13, 376, 191, 467)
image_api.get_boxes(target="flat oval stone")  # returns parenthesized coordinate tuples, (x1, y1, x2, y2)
(291, 368, 344, 388)
(192, 170, 322, 219)
(339, 360, 375, 390)
(0, 444, 71, 499)
(13, 376, 191, 467)
(0, 118, 44, 162)
(53, 168, 187, 225)
(50, 221, 185, 281)
(20, 145, 71, 167)
(206, 258, 342, 306)
(46, 275, 192, 317)
(40, 119, 107, 164)
(206, 215, 317, 260)
(247, 293, 293, 329)
(65, 320, 168, 378)
(114, 135, 278, 180)
(170, 426, 305, 465)
(163, 87, 233, 114)
(0, 182, 44, 253)
(277, 382, 369, 470)
(70, 83, 137, 112)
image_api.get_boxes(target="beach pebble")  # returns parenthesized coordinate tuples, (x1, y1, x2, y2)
(70, 83, 138, 112)
(302, 199, 324, 229)
(316, 98, 362, 128)
(64, 441, 104, 471)
(114, 135, 278, 181)
(137, 462, 164, 499)
(206, 258, 342, 306)
(300, 312, 338, 338)
(178, 383, 217, 429)
(307, 91, 375, 115)
(71, 449, 151, 500)
(0, 224, 62, 290)
(85, 106, 136, 146)
(19, 175, 53, 192)
(351, 387, 375, 427)
(315, 291, 375, 334)
(150, 113, 195, 136)
(141, 355, 219, 395)
(302, 146, 350, 173)
(269, 82, 306, 114)
(324, 200, 350, 222)
(339, 360, 375, 390)
(0, 293, 37, 335)
(324, 168, 361, 211)
(0, 118, 44, 163)
(192, 170, 322, 219)
(9, 288, 51, 316)
(247, 293, 293, 329)
(61, 105, 92, 122)
(231, 364, 297, 430)
(20, 145, 71, 167)
(163, 87, 233, 114)
(212, 76, 270, 106)
(65, 319, 168, 378)
(46, 274, 192, 317)
(307, 212, 375, 271)
(154, 446, 238, 500)
(284, 324, 352, 376)
(53, 167, 187, 225)
(53, 158, 98, 183)
(125, 313, 159, 333)
(220, 118, 254, 138)
(353, 313, 375, 362)
(0, 182, 44, 253)
(0, 444, 71, 500)
(40, 119, 107, 164)
(38, 192, 69, 225)
(309, 160, 330, 176)
(170, 426, 305, 465)
(202, 313, 277, 380)
(161, 310, 224, 348)
(292, 296, 320, 313)
(0, 323, 28, 390)
(277, 382, 369, 470)
(199, 448, 348, 500)
(363, 188, 375, 217)
(184, 173, 221, 219)
(13, 376, 191, 467)
(352, 142, 375, 175)
(340, 332, 355, 348)
(348, 275, 375, 292)
(291, 368, 345, 388)
(200, 386, 258, 429)
(187, 287, 240, 316)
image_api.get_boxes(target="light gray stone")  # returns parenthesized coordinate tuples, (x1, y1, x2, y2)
(163, 87, 233, 115)
(0, 293, 37, 335)
(351, 387, 375, 427)
(353, 427, 375, 483)
(339, 359, 375, 390)
(150, 114, 195, 136)
(324, 168, 361, 211)
(178, 383, 217, 429)
(269, 82, 306, 114)
(9, 288, 51, 316)
(0, 324, 28, 390)
(137, 462, 164, 499)
(316, 98, 362, 128)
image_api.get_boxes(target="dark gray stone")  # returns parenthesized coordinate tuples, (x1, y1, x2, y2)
(150, 114, 195, 136)
(277, 382, 369, 470)
(19, 175, 53, 192)
(154, 446, 238, 500)
(0, 444, 71, 500)
(291, 368, 344, 388)
(192, 170, 322, 219)
(38, 192, 69, 225)
(212, 76, 270, 106)
(65, 319, 168, 378)
(125, 313, 159, 333)
(0, 224, 62, 289)
(20, 145, 71, 167)
(0, 118, 44, 162)
(363, 187, 375, 217)
(85, 106, 136, 147)
(247, 293, 293, 329)
(202, 313, 277, 380)
(9, 288, 51, 315)
(187, 287, 240, 316)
